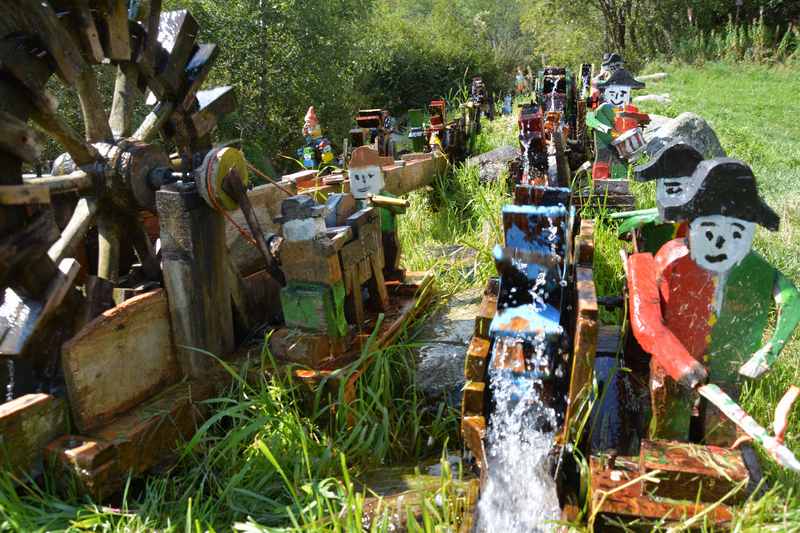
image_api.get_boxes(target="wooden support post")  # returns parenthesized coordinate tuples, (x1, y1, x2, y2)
(157, 184, 233, 379)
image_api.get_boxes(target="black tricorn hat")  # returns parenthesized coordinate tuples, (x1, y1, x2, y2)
(597, 68, 645, 89)
(663, 158, 780, 231)
(634, 141, 704, 182)
(273, 195, 327, 224)
(602, 52, 624, 66)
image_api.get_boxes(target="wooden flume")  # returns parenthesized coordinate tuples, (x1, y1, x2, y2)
(462, 55, 800, 530)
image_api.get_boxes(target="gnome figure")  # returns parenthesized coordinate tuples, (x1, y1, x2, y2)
(626, 158, 800, 446)
(349, 146, 405, 279)
(298, 106, 336, 169)
(617, 141, 705, 253)
(585, 67, 649, 181)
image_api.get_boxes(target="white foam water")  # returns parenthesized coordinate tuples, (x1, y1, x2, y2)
(475, 340, 560, 532)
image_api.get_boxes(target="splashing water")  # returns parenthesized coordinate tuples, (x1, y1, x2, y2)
(476, 332, 561, 532)
(476, 367, 560, 530)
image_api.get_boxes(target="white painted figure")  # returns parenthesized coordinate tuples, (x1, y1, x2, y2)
(602, 85, 631, 107)
(688, 215, 756, 273)
(349, 164, 385, 199)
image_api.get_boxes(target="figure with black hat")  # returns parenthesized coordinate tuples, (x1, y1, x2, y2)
(614, 141, 704, 253)
(626, 158, 800, 446)
(590, 52, 624, 107)
(585, 67, 650, 181)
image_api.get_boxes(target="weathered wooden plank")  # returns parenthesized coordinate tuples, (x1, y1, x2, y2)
(589, 455, 734, 526)
(62, 290, 179, 433)
(179, 43, 217, 111)
(464, 336, 490, 381)
(474, 282, 498, 339)
(461, 381, 485, 417)
(0, 110, 42, 163)
(560, 266, 598, 445)
(0, 185, 49, 205)
(76, 67, 113, 142)
(575, 219, 595, 267)
(0, 0, 85, 85)
(190, 86, 236, 138)
(0, 394, 66, 475)
(639, 439, 749, 504)
(98, 0, 131, 60)
(157, 186, 234, 379)
(155, 10, 199, 95)
(380, 153, 447, 196)
(461, 416, 486, 470)
(47, 380, 210, 500)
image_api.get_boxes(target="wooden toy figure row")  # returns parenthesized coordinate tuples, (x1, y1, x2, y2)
(586, 52, 651, 182)
(617, 139, 800, 468)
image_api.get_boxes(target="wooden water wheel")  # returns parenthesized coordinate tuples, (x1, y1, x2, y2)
(0, 1, 235, 381)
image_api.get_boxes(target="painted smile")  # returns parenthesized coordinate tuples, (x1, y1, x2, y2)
(705, 254, 728, 263)
(357, 187, 370, 193)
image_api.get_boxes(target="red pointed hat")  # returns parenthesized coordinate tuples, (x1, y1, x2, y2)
(304, 106, 318, 125)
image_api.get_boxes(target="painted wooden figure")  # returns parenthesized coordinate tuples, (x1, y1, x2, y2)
(274, 196, 348, 347)
(349, 146, 407, 280)
(616, 141, 704, 253)
(585, 68, 649, 181)
(590, 52, 624, 107)
(298, 106, 336, 169)
(627, 158, 800, 445)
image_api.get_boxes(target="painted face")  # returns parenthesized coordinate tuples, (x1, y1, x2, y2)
(602, 84, 631, 107)
(689, 215, 755, 273)
(607, 62, 623, 73)
(656, 174, 703, 217)
(349, 164, 384, 199)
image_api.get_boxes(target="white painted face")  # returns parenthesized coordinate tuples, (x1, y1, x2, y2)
(689, 215, 755, 273)
(350, 164, 384, 199)
(283, 217, 327, 241)
(602, 84, 631, 107)
(656, 174, 703, 217)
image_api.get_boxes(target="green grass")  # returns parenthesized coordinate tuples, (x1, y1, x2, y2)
(5, 64, 800, 531)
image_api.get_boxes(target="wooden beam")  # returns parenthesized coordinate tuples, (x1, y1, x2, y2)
(0, 185, 50, 206)
(48, 196, 97, 263)
(179, 43, 218, 111)
(0, 394, 67, 476)
(190, 86, 236, 138)
(156, 185, 234, 379)
(62, 290, 179, 433)
(0, 0, 86, 85)
(98, 0, 132, 60)
(0, 110, 42, 163)
(155, 10, 199, 95)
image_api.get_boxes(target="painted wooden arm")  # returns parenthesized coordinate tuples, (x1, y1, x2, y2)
(740, 272, 800, 378)
(627, 252, 708, 388)
(584, 110, 610, 134)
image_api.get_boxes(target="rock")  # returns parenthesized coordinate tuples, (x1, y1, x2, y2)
(466, 145, 517, 183)
(645, 112, 726, 158)
(633, 93, 671, 105)
(415, 288, 483, 405)
(636, 72, 668, 82)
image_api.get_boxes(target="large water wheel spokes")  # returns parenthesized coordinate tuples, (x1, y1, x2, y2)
(1, 0, 235, 364)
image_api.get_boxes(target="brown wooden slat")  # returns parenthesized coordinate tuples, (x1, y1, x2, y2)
(98, 0, 131, 60)
(179, 43, 218, 111)
(0, 110, 42, 163)
(155, 10, 199, 95)
(190, 86, 236, 138)
(76, 67, 114, 142)
(0, 394, 67, 476)
(109, 63, 138, 138)
(62, 289, 179, 433)
(0, 0, 86, 85)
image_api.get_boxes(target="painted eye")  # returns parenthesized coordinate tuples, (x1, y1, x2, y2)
(733, 231, 742, 239)
(705, 231, 713, 241)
